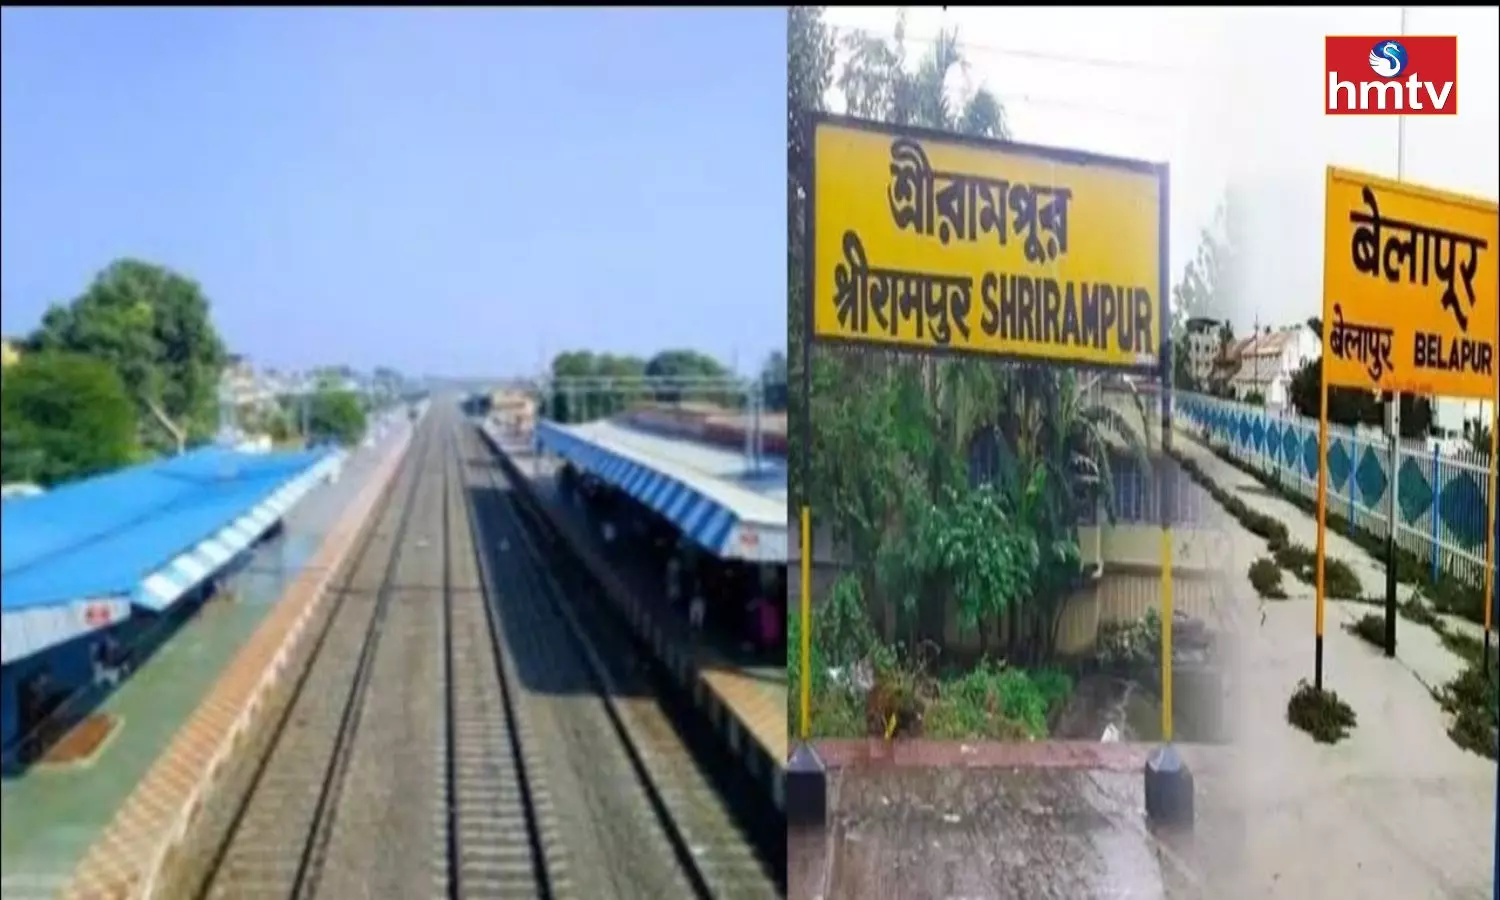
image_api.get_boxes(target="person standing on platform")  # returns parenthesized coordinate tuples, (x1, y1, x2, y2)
(91, 635, 123, 689)
(756, 564, 782, 655)
(742, 565, 778, 657)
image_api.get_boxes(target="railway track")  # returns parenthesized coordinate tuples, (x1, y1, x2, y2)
(199, 417, 443, 899)
(440, 422, 566, 900)
(198, 403, 780, 899)
(456, 422, 781, 899)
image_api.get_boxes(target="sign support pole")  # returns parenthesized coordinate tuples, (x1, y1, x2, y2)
(1492, 295, 1499, 900)
(1485, 388, 1498, 671)
(1315, 352, 1330, 691)
(1143, 169, 1193, 830)
(1388, 29, 1407, 658)
(1160, 356, 1176, 743)
(1489, 180, 1499, 900)
(1386, 396, 1400, 656)
(800, 333, 813, 744)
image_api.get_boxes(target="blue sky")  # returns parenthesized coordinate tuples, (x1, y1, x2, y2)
(0, 9, 785, 376)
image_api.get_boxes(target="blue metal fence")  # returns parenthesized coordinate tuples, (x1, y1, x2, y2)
(1177, 391, 1495, 586)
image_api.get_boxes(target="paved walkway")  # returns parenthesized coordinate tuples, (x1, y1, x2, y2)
(0, 431, 402, 900)
(792, 763, 1207, 900)
(1171, 431, 1496, 899)
(1175, 432, 1481, 690)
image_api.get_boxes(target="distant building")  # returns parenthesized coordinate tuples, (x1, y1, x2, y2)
(1183, 317, 1223, 385)
(220, 355, 280, 409)
(1224, 326, 1319, 407)
(1433, 398, 1489, 442)
(1, 337, 21, 370)
(489, 390, 537, 437)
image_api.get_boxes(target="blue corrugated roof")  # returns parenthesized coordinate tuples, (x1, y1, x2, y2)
(528, 419, 787, 563)
(1, 446, 326, 612)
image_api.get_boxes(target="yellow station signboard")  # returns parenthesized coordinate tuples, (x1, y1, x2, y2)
(809, 116, 1167, 372)
(1322, 166, 1499, 400)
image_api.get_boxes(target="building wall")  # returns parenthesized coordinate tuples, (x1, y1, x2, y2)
(1186, 328, 1219, 383)
(799, 519, 1223, 660)
(0, 619, 139, 761)
(938, 522, 1221, 657)
(1229, 328, 1318, 407)
(0, 581, 223, 767)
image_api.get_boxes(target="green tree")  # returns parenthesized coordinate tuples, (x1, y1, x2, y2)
(1171, 200, 1238, 332)
(1171, 198, 1239, 392)
(266, 409, 295, 445)
(29, 259, 228, 452)
(1464, 418, 1490, 455)
(643, 349, 731, 404)
(1, 352, 139, 485)
(762, 350, 788, 411)
(548, 350, 649, 422)
(1288, 356, 1432, 438)
(305, 389, 367, 446)
(787, 6, 838, 508)
(547, 350, 736, 422)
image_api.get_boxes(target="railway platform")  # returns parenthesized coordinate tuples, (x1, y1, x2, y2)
(36, 426, 412, 900)
(479, 422, 788, 812)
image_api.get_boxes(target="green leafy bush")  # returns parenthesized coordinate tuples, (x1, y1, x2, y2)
(1274, 544, 1317, 582)
(1323, 558, 1363, 599)
(1346, 612, 1385, 648)
(1434, 645, 1499, 759)
(1249, 558, 1287, 599)
(1173, 454, 1289, 551)
(1096, 609, 1161, 669)
(923, 661, 1072, 740)
(1273, 543, 1360, 597)
(1286, 679, 1358, 743)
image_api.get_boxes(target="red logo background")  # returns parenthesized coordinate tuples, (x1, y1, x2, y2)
(1325, 35, 1458, 116)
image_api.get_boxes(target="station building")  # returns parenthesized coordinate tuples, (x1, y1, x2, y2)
(0, 445, 341, 769)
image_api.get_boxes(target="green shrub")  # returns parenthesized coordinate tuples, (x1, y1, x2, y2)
(1274, 544, 1317, 582)
(1173, 451, 1289, 550)
(1286, 679, 1358, 743)
(1323, 558, 1363, 599)
(1265, 541, 1361, 597)
(1249, 557, 1287, 599)
(1204, 442, 1489, 627)
(1194, 435, 1498, 758)
(1434, 644, 1499, 759)
(1346, 612, 1386, 648)
(922, 662, 1071, 740)
(1096, 609, 1162, 669)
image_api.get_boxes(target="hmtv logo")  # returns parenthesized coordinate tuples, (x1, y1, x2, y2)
(1326, 35, 1458, 115)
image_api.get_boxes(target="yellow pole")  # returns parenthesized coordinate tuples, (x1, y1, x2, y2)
(1160, 525, 1174, 742)
(800, 504, 812, 740)
(1484, 399, 1498, 643)
(1314, 166, 1336, 690)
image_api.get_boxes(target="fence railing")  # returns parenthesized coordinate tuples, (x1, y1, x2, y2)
(1173, 390, 1495, 586)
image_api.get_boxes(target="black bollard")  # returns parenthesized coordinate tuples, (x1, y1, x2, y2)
(786, 741, 828, 829)
(1144, 743, 1194, 829)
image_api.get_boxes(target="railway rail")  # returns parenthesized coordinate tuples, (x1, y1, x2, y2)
(197, 402, 780, 899)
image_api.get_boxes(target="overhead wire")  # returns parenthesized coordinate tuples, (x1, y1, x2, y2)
(823, 23, 1221, 127)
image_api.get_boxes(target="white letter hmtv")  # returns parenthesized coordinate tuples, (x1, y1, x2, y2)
(1328, 71, 1455, 113)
